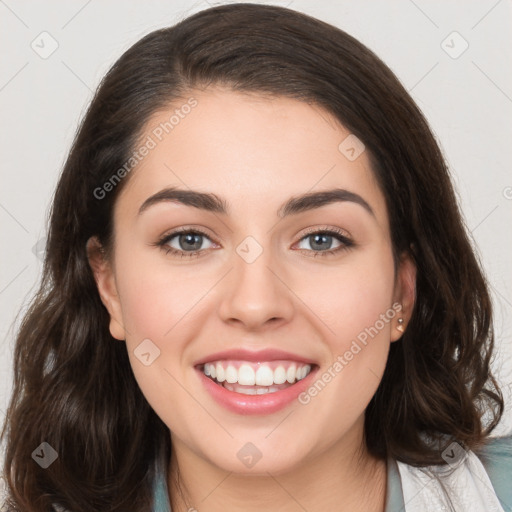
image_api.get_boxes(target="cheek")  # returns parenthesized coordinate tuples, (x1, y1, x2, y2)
(114, 244, 212, 342)
(111, 250, 210, 426)
(331, 268, 395, 354)
(298, 244, 396, 351)
(294, 246, 395, 418)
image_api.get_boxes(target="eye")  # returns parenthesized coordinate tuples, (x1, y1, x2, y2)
(153, 226, 354, 259)
(295, 228, 354, 257)
(155, 228, 216, 258)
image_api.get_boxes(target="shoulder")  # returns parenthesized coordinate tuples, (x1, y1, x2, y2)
(473, 435, 512, 510)
(392, 435, 512, 511)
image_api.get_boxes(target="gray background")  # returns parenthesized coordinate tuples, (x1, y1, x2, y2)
(1, 0, 511, 479)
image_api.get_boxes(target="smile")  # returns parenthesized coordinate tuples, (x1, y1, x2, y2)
(202, 360, 313, 395)
(195, 361, 319, 415)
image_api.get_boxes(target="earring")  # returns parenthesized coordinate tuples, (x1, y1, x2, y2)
(397, 317, 405, 333)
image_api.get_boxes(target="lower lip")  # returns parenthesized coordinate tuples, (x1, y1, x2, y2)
(195, 365, 319, 415)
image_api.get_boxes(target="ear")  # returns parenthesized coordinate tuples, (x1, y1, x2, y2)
(391, 250, 416, 342)
(86, 236, 126, 340)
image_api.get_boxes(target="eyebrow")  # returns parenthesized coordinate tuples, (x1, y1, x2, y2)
(138, 186, 375, 218)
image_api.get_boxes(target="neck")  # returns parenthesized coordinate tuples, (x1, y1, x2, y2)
(167, 423, 387, 512)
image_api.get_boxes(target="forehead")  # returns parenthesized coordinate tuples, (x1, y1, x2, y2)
(116, 87, 388, 227)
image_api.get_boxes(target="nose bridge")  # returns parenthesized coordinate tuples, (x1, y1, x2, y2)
(217, 234, 294, 328)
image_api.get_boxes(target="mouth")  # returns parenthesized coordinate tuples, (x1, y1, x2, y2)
(195, 360, 318, 396)
(193, 348, 320, 414)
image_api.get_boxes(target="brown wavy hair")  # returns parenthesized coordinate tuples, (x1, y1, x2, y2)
(1, 3, 504, 511)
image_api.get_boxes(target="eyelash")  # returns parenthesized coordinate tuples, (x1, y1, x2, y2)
(154, 226, 354, 259)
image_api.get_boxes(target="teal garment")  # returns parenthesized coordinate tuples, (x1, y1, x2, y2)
(472, 435, 512, 512)
(152, 436, 512, 512)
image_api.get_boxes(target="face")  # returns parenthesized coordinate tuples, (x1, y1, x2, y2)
(89, 87, 415, 475)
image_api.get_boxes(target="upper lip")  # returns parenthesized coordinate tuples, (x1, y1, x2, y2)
(194, 348, 318, 367)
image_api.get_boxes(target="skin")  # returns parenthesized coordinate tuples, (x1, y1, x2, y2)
(88, 87, 416, 512)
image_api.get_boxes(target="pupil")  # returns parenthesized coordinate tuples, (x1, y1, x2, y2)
(311, 234, 331, 250)
(181, 233, 202, 251)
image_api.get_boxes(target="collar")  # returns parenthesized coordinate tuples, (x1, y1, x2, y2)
(385, 456, 406, 511)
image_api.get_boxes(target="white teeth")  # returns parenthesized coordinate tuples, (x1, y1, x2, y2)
(225, 365, 238, 384)
(273, 366, 287, 385)
(223, 382, 281, 395)
(286, 364, 296, 383)
(215, 363, 225, 382)
(255, 366, 274, 386)
(238, 364, 255, 385)
(202, 361, 312, 387)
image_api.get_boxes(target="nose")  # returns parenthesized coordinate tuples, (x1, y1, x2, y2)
(217, 244, 295, 331)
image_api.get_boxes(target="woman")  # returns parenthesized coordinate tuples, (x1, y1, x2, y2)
(1, 3, 510, 511)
